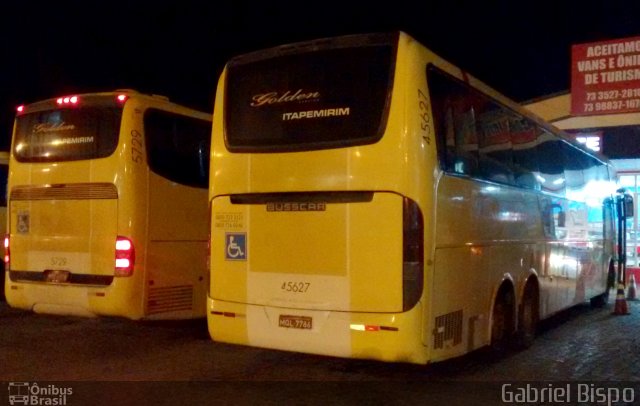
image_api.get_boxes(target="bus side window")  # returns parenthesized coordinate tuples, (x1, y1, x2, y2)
(198, 140, 208, 180)
(543, 201, 566, 239)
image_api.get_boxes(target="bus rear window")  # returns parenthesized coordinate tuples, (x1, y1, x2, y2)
(14, 106, 121, 163)
(225, 35, 396, 152)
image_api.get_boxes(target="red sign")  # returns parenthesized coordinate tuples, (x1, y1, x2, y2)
(571, 36, 640, 116)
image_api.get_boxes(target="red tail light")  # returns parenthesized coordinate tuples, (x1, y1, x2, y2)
(115, 236, 135, 277)
(16, 105, 24, 113)
(4, 234, 10, 268)
(57, 95, 80, 106)
(403, 197, 424, 311)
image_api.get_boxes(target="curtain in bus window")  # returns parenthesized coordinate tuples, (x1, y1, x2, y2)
(428, 68, 479, 176)
(536, 133, 566, 196)
(564, 144, 587, 202)
(510, 118, 540, 190)
(476, 103, 515, 185)
(14, 107, 121, 163)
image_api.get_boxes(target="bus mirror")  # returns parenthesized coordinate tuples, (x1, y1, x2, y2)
(624, 194, 634, 218)
(557, 210, 566, 228)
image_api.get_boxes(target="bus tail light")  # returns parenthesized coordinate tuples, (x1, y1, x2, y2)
(4, 234, 10, 268)
(56, 95, 80, 105)
(115, 236, 135, 277)
(403, 197, 424, 311)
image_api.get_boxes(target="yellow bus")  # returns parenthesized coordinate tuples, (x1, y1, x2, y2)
(525, 93, 640, 267)
(207, 32, 617, 364)
(5, 90, 212, 319)
(0, 151, 8, 300)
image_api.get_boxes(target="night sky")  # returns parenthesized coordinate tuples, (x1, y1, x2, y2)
(2, 0, 640, 150)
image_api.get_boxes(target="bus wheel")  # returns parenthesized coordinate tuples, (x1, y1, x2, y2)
(590, 291, 609, 308)
(514, 281, 538, 349)
(490, 285, 515, 353)
(591, 260, 615, 308)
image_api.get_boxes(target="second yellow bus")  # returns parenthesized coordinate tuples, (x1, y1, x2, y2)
(5, 90, 212, 319)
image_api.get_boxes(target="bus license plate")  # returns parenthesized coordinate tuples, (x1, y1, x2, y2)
(45, 270, 70, 283)
(278, 315, 312, 330)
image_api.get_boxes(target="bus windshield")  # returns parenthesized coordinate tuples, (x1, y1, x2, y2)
(224, 34, 396, 152)
(14, 102, 122, 163)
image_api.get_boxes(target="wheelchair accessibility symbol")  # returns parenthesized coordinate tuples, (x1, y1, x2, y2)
(225, 233, 247, 261)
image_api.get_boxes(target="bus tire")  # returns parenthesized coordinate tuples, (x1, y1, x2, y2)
(514, 281, 538, 349)
(592, 260, 615, 308)
(490, 284, 515, 353)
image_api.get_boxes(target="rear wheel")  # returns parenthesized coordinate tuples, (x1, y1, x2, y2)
(490, 285, 515, 353)
(515, 281, 538, 349)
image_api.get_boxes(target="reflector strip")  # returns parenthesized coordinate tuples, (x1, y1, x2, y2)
(349, 324, 399, 332)
(210, 311, 246, 318)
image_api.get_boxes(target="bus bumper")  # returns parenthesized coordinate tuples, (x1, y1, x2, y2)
(5, 279, 143, 319)
(207, 295, 428, 364)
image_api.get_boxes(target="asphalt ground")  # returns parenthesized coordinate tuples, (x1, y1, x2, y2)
(1, 294, 639, 405)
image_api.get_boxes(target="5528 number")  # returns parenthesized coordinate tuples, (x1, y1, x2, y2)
(281, 281, 310, 293)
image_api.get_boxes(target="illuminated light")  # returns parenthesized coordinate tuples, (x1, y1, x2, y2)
(57, 98, 63, 104)
(16, 105, 24, 112)
(365, 325, 380, 332)
(117, 94, 128, 102)
(350, 324, 366, 331)
(4, 235, 9, 266)
(63, 97, 70, 103)
(115, 236, 135, 276)
(115, 258, 130, 268)
(70, 96, 78, 104)
(115, 239, 132, 251)
(553, 178, 565, 185)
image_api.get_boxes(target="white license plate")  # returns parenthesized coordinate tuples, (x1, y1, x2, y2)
(278, 315, 312, 330)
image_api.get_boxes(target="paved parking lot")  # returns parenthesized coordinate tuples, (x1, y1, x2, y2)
(1, 295, 640, 404)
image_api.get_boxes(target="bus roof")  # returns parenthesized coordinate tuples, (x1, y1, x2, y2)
(16, 89, 211, 121)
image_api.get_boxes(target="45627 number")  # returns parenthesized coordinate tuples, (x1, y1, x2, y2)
(281, 281, 310, 293)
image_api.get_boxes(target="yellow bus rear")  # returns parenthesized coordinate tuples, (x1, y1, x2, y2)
(5, 90, 212, 319)
(208, 32, 616, 364)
